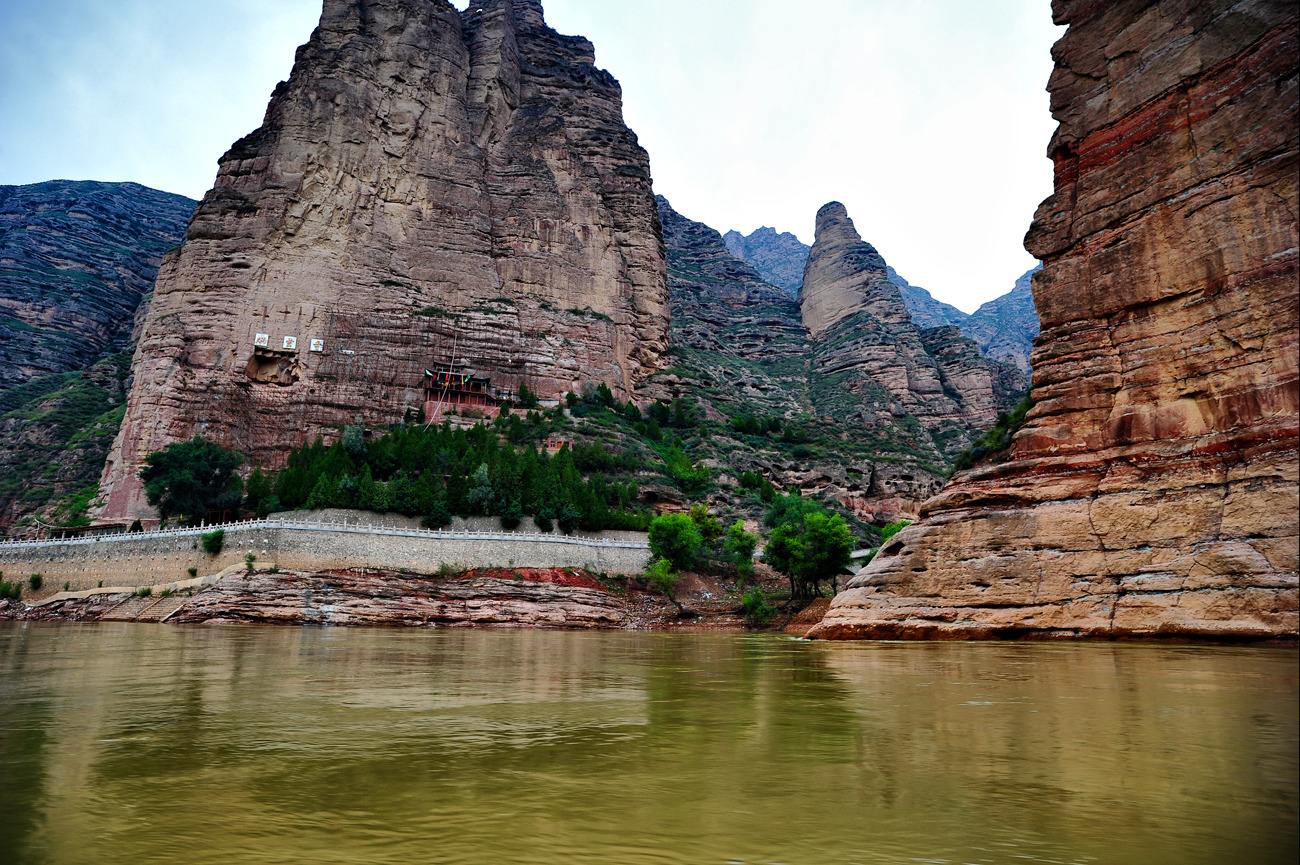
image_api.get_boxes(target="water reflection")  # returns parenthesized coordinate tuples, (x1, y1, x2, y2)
(0, 624, 1295, 865)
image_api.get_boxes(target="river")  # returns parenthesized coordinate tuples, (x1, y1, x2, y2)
(0, 623, 1295, 864)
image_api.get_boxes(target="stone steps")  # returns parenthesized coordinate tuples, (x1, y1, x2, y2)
(136, 595, 191, 622)
(100, 596, 163, 622)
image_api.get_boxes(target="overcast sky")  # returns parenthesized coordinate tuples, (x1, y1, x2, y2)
(0, 0, 1063, 311)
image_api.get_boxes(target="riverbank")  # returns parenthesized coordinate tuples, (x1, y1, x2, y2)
(0, 564, 816, 633)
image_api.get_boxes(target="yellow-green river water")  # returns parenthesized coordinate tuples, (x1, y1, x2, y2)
(0, 623, 1295, 864)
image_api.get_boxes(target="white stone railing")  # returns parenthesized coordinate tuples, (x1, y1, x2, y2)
(0, 518, 648, 551)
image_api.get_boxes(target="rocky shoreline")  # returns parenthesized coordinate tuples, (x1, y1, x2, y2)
(0, 566, 792, 633)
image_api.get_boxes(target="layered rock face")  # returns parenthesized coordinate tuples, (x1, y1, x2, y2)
(658, 196, 805, 361)
(0, 181, 194, 388)
(811, 0, 1299, 640)
(97, 0, 668, 521)
(722, 226, 810, 298)
(802, 202, 1013, 441)
(0, 354, 130, 536)
(884, 267, 969, 329)
(726, 218, 1040, 378)
(656, 198, 969, 521)
(0, 181, 195, 536)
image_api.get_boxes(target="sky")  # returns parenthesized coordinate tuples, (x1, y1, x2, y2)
(0, 0, 1063, 312)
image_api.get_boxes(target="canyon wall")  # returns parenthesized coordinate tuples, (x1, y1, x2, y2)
(656, 197, 1012, 521)
(97, 0, 668, 521)
(811, 0, 1299, 640)
(722, 227, 809, 298)
(0, 181, 194, 388)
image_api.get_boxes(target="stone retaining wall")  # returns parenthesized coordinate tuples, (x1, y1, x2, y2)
(270, 509, 648, 542)
(0, 520, 650, 599)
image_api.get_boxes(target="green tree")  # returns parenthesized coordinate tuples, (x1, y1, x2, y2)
(466, 463, 494, 515)
(722, 520, 758, 580)
(878, 519, 912, 546)
(689, 504, 723, 549)
(648, 513, 704, 571)
(139, 436, 244, 524)
(499, 496, 523, 530)
(305, 474, 334, 510)
(518, 382, 540, 409)
(763, 492, 822, 528)
(342, 421, 367, 459)
(765, 510, 854, 599)
(423, 494, 452, 529)
(244, 468, 273, 516)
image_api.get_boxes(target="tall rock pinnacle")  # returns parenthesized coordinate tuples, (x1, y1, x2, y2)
(800, 200, 1012, 438)
(800, 202, 906, 336)
(96, 0, 669, 521)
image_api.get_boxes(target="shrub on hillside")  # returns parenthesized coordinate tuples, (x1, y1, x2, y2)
(645, 558, 681, 610)
(200, 529, 225, 556)
(722, 521, 758, 580)
(741, 586, 776, 628)
(878, 519, 912, 546)
(952, 394, 1033, 471)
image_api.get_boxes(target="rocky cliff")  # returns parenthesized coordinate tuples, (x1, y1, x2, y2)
(722, 226, 809, 298)
(811, 0, 1299, 641)
(802, 202, 1014, 444)
(726, 220, 1039, 375)
(658, 197, 805, 361)
(655, 197, 994, 521)
(0, 181, 195, 536)
(0, 353, 132, 536)
(0, 181, 194, 388)
(884, 267, 969, 329)
(96, 0, 669, 522)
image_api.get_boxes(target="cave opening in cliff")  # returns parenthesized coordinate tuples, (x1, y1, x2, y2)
(245, 346, 300, 386)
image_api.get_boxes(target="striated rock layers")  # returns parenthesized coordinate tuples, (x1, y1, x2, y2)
(725, 221, 1040, 376)
(97, 0, 668, 521)
(811, 0, 1299, 641)
(882, 266, 967, 329)
(656, 197, 976, 521)
(0, 180, 195, 388)
(658, 196, 806, 362)
(802, 202, 1015, 446)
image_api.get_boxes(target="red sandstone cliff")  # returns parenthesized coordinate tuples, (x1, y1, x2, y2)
(96, 0, 668, 521)
(811, 0, 1299, 640)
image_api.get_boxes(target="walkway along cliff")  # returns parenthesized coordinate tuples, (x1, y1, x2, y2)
(810, 0, 1300, 640)
(95, 0, 669, 523)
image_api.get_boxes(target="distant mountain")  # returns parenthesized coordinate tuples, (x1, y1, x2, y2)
(963, 265, 1041, 376)
(661, 197, 950, 520)
(726, 218, 1039, 380)
(0, 180, 195, 390)
(0, 180, 195, 536)
(723, 226, 809, 298)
